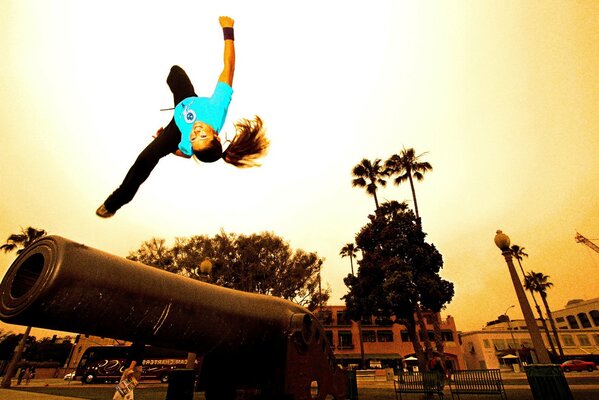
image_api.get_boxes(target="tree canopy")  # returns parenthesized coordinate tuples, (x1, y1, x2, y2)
(128, 230, 330, 310)
(343, 201, 454, 367)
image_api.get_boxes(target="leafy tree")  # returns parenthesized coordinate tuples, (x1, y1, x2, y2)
(24, 337, 73, 365)
(0, 226, 46, 388)
(524, 271, 563, 357)
(343, 201, 452, 371)
(0, 333, 22, 364)
(511, 244, 559, 357)
(128, 230, 329, 311)
(418, 273, 454, 364)
(385, 147, 432, 219)
(128, 238, 174, 272)
(351, 158, 387, 210)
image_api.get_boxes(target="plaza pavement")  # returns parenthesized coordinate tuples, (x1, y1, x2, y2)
(0, 371, 598, 400)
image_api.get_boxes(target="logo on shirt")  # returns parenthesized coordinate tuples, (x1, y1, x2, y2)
(184, 109, 196, 124)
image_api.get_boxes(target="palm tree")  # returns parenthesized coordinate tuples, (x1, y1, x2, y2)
(385, 147, 432, 219)
(524, 271, 564, 357)
(511, 245, 557, 357)
(0, 226, 47, 388)
(339, 242, 366, 368)
(385, 148, 434, 360)
(339, 243, 358, 276)
(0, 227, 47, 254)
(351, 158, 387, 210)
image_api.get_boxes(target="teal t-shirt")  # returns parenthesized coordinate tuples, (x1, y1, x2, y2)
(174, 81, 233, 157)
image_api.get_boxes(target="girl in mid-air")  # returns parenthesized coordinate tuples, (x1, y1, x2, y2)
(97, 16, 268, 218)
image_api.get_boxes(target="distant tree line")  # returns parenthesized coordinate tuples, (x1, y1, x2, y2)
(0, 329, 73, 375)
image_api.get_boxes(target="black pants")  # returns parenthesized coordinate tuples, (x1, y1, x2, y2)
(104, 66, 197, 213)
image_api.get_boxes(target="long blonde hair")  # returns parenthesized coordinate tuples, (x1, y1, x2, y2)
(222, 116, 269, 168)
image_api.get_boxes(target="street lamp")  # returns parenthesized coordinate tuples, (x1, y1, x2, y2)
(186, 258, 214, 368)
(494, 230, 551, 364)
(504, 305, 521, 367)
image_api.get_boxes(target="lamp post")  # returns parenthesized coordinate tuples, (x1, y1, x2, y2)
(494, 230, 551, 364)
(504, 305, 521, 367)
(186, 258, 214, 369)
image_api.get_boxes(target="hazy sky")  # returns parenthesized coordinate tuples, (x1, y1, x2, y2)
(1, 1, 599, 339)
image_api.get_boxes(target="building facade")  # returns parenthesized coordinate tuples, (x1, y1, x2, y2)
(460, 298, 599, 370)
(316, 305, 465, 371)
(65, 306, 465, 372)
(552, 298, 599, 332)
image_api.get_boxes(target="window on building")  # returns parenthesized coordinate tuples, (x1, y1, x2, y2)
(566, 315, 580, 329)
(400, 331, 410, 342)
(325, 330, 334, 348)
(336, 311, 352, 326)
(377, 330, 394, 342)
(338, 331, 354, 349)
(492, 339, 507, 350)
(593, 334, 599, 346)
(578, 313, 592, 328)
(362, 330, 376, 342)
(562, 335, 575, 346)
(483, 339, 491, 349)
(590, 310, 599, 327)
(441, 331, 454, 342)
(361, 316, 374, 326)
(577, 335, 591, 346)
(374, 316, 393, 326)
(555, 317, 565, 323)
(317, 310, 333, 325)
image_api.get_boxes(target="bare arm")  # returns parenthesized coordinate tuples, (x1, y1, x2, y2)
(218, 16, 235, 87)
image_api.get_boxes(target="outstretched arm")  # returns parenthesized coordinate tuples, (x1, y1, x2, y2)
(218, 16, 235, 87)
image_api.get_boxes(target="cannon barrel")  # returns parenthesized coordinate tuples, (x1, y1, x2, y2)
(0, 236, 347, 399)
(0, 235, 308, 353)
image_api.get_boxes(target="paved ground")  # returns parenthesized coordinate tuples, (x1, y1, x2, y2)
(1, 371, 597, 399)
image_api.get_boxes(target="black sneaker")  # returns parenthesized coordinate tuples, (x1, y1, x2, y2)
(96, 204, 115, 218)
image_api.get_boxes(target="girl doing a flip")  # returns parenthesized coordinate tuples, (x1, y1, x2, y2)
(97, 16, 268, 218)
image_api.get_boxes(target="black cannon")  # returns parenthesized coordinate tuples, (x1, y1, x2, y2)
(0, 236, 348, 400)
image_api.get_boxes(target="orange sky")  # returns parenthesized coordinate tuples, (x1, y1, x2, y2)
(1, 1, 599, 340)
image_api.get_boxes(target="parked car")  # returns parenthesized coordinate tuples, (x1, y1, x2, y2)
(560, 359, 597, 372)
(64, 372, 75, 380)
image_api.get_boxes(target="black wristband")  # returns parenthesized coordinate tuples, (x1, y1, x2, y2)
(223, 27, 234, 41)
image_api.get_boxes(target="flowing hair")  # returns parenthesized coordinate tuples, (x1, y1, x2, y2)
(192, 116, 268, 167)
(222, 116, 269, 168)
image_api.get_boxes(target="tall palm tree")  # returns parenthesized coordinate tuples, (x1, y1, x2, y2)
(385, 148, 434, 361)
(0, 226, 47, 388)
(524, 271, 564, 357)
(511, 245, 557, 357)
(339, 243, 358, 276)
(339, 242, 366, 368)
(385, 147, 432, 219)
(351, 158, 387, 210)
